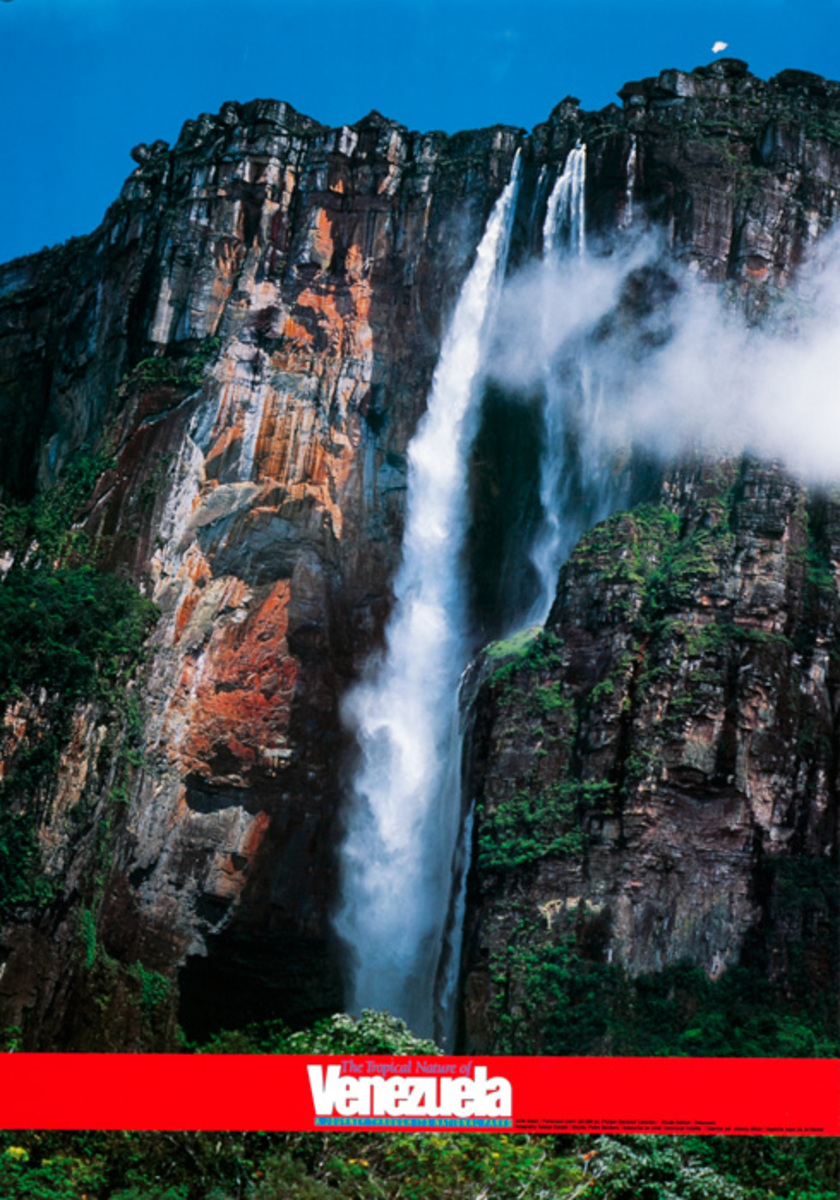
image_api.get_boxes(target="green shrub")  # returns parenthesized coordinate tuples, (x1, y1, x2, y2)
(123, 337, 221, 394)
(195, 1009, 441, 1058)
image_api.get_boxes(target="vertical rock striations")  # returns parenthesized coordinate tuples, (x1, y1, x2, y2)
(0, 101, 521, 1044)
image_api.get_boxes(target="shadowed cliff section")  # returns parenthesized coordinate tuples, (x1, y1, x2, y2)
(0, 60, 837, 1047)
(461, 460, 839, 1054)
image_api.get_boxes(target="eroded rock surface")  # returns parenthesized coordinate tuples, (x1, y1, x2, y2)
(461, 461, 839, 1051)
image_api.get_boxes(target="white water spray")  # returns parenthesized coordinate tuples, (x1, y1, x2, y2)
(336, 156, 521, 1040)
(527, 143, 627, 624)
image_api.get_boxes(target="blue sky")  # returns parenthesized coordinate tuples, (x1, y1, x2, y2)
(0, 0, 838, 263)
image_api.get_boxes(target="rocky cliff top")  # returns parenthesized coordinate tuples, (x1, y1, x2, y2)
(2, 61, 838, 284)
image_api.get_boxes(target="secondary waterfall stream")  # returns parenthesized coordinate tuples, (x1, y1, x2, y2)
(527, 142, 628, 624)
(528, 143, 587, 622)
(336, 155, 521, 1041)
(623, 135, 638, 228)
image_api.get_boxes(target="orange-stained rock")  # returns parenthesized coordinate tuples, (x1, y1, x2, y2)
(177, 582, 297, 784)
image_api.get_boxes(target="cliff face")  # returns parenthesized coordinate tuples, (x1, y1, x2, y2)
(461, 462, 839, 1052)
(0, 100, 520, 1043)
(0, 60, 838, 1048)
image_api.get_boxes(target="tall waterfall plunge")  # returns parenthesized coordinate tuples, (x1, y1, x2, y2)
(335, 156, 521, 1041)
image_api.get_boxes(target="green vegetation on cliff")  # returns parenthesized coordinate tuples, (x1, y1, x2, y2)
(470, 466, 839, 1064)
(122, 336, 221, 394)
(488, 909, 838, 1058)
(0, 448, 157, 916)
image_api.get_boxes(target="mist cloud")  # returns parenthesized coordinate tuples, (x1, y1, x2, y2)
(488, 227, 840, 485)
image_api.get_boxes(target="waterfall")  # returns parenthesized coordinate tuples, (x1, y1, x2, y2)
(335, 154, 521, 1041)
(527, 143, 627, 625)
(543, 141, 586, 260)
(623, 135, 638, 228)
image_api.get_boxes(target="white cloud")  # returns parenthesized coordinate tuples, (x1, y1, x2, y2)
(488, 227, 840, 485)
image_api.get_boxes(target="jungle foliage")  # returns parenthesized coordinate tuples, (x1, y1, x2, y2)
(0, 1008, 834, 1200)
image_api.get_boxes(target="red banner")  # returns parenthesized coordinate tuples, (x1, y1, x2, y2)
(0, 1055, 836, 1134)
